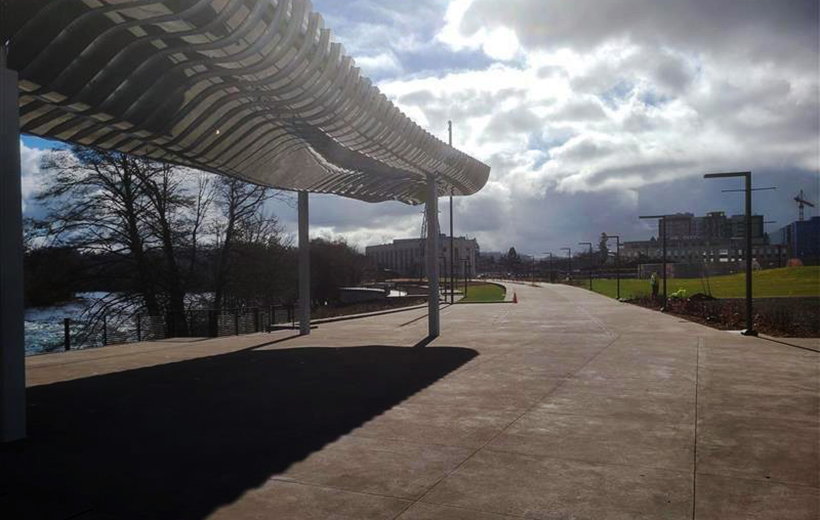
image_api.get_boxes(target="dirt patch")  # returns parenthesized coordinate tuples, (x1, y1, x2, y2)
(628, 296, 820, 338)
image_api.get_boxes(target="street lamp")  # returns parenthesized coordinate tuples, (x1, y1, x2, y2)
(639, 215, 671, 309)
(578, 242, 593, 291)
(560, 247, 572, 280)
(703, 171, 774, 337)
(604, 235, 620, 299)
(463, 258, 470, 296)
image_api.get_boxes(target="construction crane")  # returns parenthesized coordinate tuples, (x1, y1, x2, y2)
(794, 189, 815, 221)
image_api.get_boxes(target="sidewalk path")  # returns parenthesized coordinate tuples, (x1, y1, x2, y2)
(2, 284, 817, 519)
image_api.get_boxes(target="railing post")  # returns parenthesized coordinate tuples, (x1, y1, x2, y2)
(207, 310, 216, 337)
(254, 308, 260, 333)
(234, 310, 239, 335)
(102, 315, 108, 346)
(136, 314, 142, 342)
(64, 318, 71, 351)
(165, 312, 173, 339)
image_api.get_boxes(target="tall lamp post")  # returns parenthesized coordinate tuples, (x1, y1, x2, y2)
(578, 242, 593, 291)
(604, 235, 620, 299)
(703, 171, 774, 337)
(639, 215, 669, 309)
(561, 247, 572, 280)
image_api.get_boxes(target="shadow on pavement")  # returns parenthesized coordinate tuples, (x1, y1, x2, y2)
(0, 343, 477, 520)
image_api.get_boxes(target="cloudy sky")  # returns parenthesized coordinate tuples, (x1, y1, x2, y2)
(21, 0, 820, 255)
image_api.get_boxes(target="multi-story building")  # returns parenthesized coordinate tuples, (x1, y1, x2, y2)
(366, 235, 478, 278)
(771, 217, 820, 263)
(622, 237, 785, 268)
(625, 209, 783, 272)
(659, 211, 764, 240)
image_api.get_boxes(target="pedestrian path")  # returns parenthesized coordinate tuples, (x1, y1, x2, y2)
(2, 284, 817, 519)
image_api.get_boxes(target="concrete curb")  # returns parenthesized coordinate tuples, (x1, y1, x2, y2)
(308, 303, 429, 325)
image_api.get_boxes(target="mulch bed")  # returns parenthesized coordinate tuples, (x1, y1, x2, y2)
(628, 295, 820, 338)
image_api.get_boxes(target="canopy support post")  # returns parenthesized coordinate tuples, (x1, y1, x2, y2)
(1, 48, 27, 442)
(298, 191, 310, 336)
(426, 175, 440, 339)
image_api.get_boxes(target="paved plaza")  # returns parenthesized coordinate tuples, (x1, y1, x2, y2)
(2, 283, 818, 519)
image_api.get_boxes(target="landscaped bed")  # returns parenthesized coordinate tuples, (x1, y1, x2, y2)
(628, 295, 820, 338)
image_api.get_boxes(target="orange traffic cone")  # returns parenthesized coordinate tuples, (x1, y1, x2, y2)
(512, 292, 518, 304)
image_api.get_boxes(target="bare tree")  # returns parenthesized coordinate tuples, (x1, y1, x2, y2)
(211, 177, 274, 311)
(36, 147, 162, 316)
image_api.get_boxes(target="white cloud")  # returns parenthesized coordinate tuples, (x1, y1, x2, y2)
(20, 140, 47, 213)
(355, 52, 403, 76)
(22, 1, 820, 255)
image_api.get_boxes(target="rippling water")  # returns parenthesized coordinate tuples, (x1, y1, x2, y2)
(24, 293, 107, 356)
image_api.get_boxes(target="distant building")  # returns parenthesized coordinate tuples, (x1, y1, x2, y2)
(659, 211, 764, 240)
(366, 235, 478, 278)
(771, 217, 820, 264)
(622, 236, 785, 269)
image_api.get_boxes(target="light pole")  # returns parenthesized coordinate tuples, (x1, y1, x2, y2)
(463, 258, 470, 296)
(578, 242, 593, 291)
(561, 247, 572, 280)
(703, 171, 774, 337)
(604, 235, 620, 299)
(640, 215, 670, 309)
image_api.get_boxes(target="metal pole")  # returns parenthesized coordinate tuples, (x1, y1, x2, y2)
(579, 243, 593, 290)
(449, 121, 454, 304)
(744, 173, 755, 335)
(0, 46, 26, 442)
(549, 253, 553, 282)
(426, 175, 440, 338)
(463, 259, 468, 296)
(298, 191, 311, 336)
(102, 315, 108, 346)
(64, 319, 71, 351)
(616, 236, 620, 299)
(662, 218, 668, 308)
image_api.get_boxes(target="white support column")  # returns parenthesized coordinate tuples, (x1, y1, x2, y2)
(1, 48, 26, 442)
(426, 175, 440, 338)
(298, 191, 311, 336)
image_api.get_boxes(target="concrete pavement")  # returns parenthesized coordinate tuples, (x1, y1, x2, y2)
(2, 283, 818, 519)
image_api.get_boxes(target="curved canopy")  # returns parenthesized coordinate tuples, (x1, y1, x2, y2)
(2, 0, 490, 205)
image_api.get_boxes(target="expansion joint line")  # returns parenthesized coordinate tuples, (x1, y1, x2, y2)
(692, 337, 702, 519)
(401, 332, 623, 516)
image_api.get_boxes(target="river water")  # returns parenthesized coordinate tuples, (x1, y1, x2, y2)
(24, 293, 106, 356)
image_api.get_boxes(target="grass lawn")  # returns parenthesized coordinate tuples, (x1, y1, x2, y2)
(458, 282, 506, 303)
(587, 266, 820, 299)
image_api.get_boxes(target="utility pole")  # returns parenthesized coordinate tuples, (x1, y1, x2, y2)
(578, 242, 593, 291)
(448, 120, 455, 304)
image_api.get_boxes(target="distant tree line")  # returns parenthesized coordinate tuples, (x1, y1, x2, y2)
(25, 146, 368, 322)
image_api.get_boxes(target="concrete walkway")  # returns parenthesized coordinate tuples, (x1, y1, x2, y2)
(2, 284, 818, 519)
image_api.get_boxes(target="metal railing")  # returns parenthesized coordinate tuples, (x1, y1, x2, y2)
(60, 304, 296, 352)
